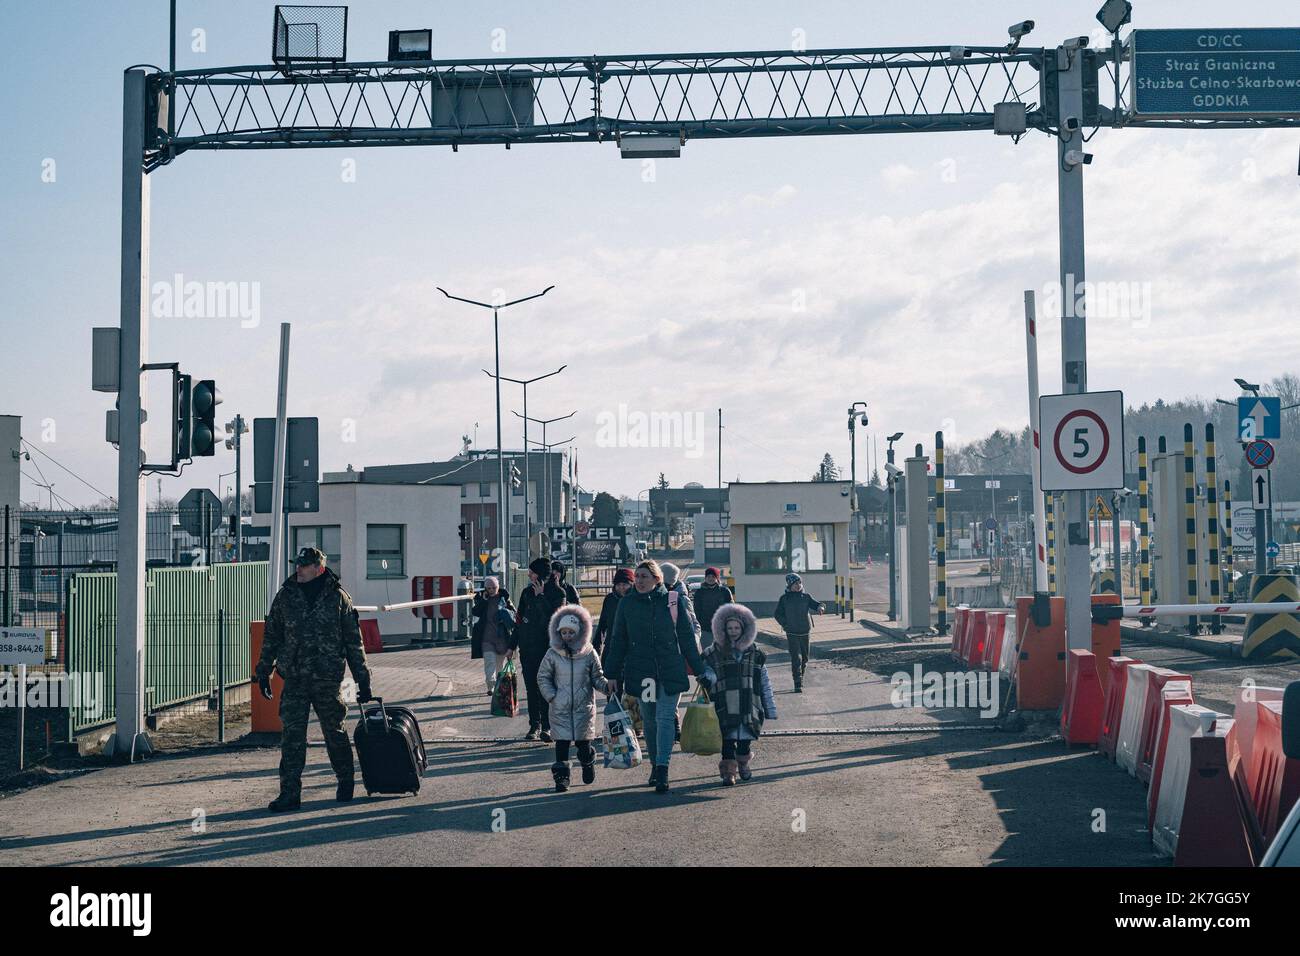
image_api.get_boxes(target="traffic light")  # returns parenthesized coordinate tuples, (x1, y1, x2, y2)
(190, 379, 222, 456)
(458, 523, 468, 541)
(176, 372, 193, 459)
(510, 462, 522, 491)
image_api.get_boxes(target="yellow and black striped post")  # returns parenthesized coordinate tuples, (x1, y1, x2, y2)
(1046, 492, 1056, 595)
(1138, 436, 1152, 610)
(1183, 423, 1198, 635)
(935, 431, 947, 634)
(1223, 478, 1233, 599)
(1243, 571, 1300, 659)
(1205, 423, 1222, 634)
(849, 576, 855, 622)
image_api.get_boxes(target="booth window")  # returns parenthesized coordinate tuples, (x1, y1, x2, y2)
(293, 525, 342, 579)
(744, 524, 834, 574)
(367, 524, 405, 578)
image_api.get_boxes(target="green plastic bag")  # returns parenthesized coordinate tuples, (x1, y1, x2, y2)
(679, 685, 722, 755)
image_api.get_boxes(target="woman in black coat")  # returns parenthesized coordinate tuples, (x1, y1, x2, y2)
(471, 576, 516, 695)
(516, 558, 567, 741)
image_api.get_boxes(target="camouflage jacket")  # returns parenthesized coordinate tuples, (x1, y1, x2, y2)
(256, 568, 371, 686)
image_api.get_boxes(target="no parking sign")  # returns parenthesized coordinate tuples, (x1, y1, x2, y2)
(1039, 390, 1125, 491)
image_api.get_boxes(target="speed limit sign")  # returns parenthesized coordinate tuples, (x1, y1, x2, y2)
(1039, 390, 1125, 491)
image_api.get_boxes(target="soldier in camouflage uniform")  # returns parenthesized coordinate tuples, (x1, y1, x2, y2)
(256, 546, 373, 812)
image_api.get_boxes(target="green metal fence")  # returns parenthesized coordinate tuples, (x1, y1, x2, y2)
(65, 562, 268, 734)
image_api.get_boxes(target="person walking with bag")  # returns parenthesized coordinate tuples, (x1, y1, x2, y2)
(774, 572, 823, 693)
(604, 560, 715, 794)
(471, 576, 516, 695)
(701, 602, 777, 785)
(516, 557, 566, 741)
(537, 604, 610, 792)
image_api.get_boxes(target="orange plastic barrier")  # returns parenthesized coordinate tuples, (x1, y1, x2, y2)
(360, 618, 383, 654)
(1144, 680, 1194, 803)
(1014, 595, 1066, 710)
(1060, 649, 1104, 745)
(1098, 656, 1141, 761)
(972, 613, 987, 665)
(1137, 668, 1192, 783)
(1247, 700, 1300, 842)
(952, 607, 969, 661)
(249, 620, 284, 733)
(981, 612, 1007, 671)
(1174, 722, 1264, 867)
(1090, 593, 1122, 693)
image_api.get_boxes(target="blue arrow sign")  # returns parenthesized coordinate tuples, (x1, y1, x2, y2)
(1238, 396, 1281, 441)
(1133, 29, 1300, 117)
(1267, 540, 1280, 558)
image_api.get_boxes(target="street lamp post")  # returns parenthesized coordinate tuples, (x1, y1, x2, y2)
(886, 432, 903, 621)
(847, 401, 868, 562)
(521, 430, 576, 550)
(513, 409, 576, 532)
(489, 365, 566, 559)
(439, 286, 554, 574)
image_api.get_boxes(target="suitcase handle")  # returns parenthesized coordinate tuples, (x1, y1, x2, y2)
(357, 695, 389, 733)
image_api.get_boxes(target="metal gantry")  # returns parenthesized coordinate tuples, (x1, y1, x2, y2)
(108, 31, 1300, 758)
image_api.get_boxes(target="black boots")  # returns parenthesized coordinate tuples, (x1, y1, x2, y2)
(336, 777, 355, 802)
(268, 793, 301, 813)
(652, 765, 670, 794)
(539, 729, 554, 743)
(580, 754, 596, 785)
(552, 761, 571, 793)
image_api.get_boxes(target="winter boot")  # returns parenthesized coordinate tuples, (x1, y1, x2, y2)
(653, 765, 670, 794)
(580, 753, 597, 785)
(540, 729, 554, 743)
(268, 792, 301, 813)
(525, 725, 540, 741)
(551, 761, 571, 793)
(336, 777, 355, 802)
(718, 759, 738, 786)
(737, 752, 754, 782)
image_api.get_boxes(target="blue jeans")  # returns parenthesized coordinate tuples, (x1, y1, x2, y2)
(639, 690, 682, 769)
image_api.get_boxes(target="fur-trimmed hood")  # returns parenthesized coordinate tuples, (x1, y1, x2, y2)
(709, 602, 757, 651)
(548, 603, 594, 655)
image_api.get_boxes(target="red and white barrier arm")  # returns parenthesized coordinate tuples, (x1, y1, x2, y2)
(1093, 602, 1300, 622)
(378, 593, 476, 613)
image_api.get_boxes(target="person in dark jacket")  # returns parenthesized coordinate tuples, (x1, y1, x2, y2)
(604, 560, 716, 794)
(471, 576, 516, 694)
(550, 560, 580, 606)
(594, 567, 634, 656)
(516, 557, 566, 741)
(692, 566, 733, 650)
(773, 572, 823, 693)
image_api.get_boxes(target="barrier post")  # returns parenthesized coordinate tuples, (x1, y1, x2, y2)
(935, 430, 947, 634)
(1046, 493, 1056, 596)
(1223, 479, 1233, 600)
(849, 576, 855, 622)
(1183, 423, 1198, 635)
(1138, 437, 1152, 616)
(1205, 423, 1222, 634)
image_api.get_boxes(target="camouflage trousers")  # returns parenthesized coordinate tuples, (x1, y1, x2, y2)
(278, 677, 354, 799)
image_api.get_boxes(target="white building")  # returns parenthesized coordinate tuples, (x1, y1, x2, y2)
(287, 478, 461, 636)
(727, 480, 851, 614)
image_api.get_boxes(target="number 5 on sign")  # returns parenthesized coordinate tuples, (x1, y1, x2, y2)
(1038, 390, 1125, 492)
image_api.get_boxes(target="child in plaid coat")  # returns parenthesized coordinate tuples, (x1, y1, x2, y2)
(700, 602, 777, 786)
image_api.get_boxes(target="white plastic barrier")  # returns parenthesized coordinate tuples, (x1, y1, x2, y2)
(1232, 685, 1285, 772)
(998, 613, 1018, 680)
(1115, 664, 1156, 775)
(1151, 704, 1222, 857)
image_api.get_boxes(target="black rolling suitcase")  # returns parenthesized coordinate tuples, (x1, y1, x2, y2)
(353, 697, 427, 796)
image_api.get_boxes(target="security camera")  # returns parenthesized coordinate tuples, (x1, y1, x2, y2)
(1008, 20, 1035, 40)
(885, 462, 903, 477)
(1064, 116, 1081, 132)
(841, 487, 851, 497)
(860, 415, 868, 427)
(949, 45, 969, 62)
(1063, 149, 1093, 169)
(1063, 35, 1090, 51)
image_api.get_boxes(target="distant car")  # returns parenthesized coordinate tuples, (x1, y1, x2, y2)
(685, 574, 706, 593)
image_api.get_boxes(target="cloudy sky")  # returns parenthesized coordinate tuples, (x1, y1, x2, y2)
(3, 0, 1299, 508)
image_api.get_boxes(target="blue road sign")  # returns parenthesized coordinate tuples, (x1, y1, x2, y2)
(1132, 29, 1300, 117)
(1267, 541, 1280, 558)
(1238, 396, 1282, 442)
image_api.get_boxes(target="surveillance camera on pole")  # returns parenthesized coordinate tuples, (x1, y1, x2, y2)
(1006, 20, 1034, 52)
(1063, 149, 1093, 170)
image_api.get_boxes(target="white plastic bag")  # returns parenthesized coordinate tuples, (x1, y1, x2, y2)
(601, 695, 643, 769)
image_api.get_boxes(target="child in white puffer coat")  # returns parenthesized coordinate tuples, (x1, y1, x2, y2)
(537, 604, 610, 792)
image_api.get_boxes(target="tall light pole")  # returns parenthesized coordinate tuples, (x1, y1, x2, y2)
(847, 401, 868, 562)
(439, 285, 554, 574)
(513, 409, 576, 531)
(489, 365, 565, 558)
(886, 432, 903, 621)
(223, 413, 248, 561)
